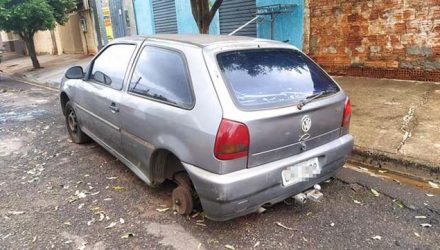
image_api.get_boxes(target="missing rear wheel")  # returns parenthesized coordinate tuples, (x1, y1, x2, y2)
(172, 186, 193, 215)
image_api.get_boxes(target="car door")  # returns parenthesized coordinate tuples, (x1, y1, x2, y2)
(74, 43, 136, 154)
(119, 45, 194, 182)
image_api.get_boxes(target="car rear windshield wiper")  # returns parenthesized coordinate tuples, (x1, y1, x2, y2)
(297, 89, 338, 110)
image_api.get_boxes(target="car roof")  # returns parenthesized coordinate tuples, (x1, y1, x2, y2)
(114, 34, 284, 48)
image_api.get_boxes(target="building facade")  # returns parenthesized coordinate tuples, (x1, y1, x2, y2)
(2, 0, 438, 81)
(306, 0, 440, 81)
(1, 2, 98, 56)
(132, 0, 306, 49)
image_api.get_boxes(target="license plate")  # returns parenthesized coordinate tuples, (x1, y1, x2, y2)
(281, 158, 321, 186)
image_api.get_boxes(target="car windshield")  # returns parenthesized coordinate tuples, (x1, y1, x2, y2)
(217, 49, 340, 110)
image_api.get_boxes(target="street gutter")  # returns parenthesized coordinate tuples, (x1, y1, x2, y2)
(349, 145, 439, 182)
(0, 74, 58, 91)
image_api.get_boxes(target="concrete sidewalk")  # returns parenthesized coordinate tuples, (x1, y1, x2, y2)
(0, 54, 439, 179)
(0, 53, 92, 88)
(337, 77, 440, 179)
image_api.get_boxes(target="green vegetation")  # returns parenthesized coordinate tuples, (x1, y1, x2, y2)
(0, 0, 75, 68)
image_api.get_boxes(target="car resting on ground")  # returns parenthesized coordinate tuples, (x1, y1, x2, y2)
(60, 34, 353, 221)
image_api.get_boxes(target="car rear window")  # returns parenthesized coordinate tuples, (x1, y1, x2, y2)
(217, 49, 340, 110)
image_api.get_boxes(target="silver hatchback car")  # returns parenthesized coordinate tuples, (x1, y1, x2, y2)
(60, 34, 353, 221)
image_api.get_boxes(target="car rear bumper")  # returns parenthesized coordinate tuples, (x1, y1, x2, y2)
(182, 134, 354, 221)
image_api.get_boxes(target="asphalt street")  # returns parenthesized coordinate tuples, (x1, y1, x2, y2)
(0, 77, 439, 249)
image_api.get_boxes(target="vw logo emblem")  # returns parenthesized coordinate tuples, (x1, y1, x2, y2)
(301, 115, 312, 133)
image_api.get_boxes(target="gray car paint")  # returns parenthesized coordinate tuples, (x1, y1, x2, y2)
(60, 34, 354, 221)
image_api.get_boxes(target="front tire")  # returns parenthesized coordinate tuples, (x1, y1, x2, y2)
(65, 101, 90, 144)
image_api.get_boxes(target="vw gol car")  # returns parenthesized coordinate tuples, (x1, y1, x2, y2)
(60, 34, 353, 221)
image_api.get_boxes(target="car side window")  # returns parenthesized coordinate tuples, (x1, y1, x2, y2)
(128, 46, 193, 108)
(90, 44, 135, 90)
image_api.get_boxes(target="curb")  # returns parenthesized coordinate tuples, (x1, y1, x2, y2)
(1, 73, 59, 91)
(348, 145, 439, 182)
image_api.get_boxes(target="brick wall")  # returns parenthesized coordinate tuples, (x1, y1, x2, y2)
(307, 0, 440, 81)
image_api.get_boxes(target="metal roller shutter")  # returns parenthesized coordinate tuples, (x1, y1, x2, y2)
(219, 0, 257, 37)
(152, 0, 178, 34)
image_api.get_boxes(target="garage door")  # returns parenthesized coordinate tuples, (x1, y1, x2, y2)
(152, 0, 178, 34)
(219, 0, 256, 37)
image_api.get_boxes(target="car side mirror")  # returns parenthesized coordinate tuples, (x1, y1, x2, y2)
(65, 66, 84, 79)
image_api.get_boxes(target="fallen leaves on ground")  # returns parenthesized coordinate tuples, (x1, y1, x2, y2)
(353, 199, 362, 205)
(394, 200, 404, 209)
(98, 212, 105, 221)
(78, 242, 87, 250)
(112, 185, 125, 191)
(207, 239, 219, 244)
(371, 235, 382, 240)
(225, 244, 235, 250)
(428, 181, 439, 189)
(8, 211, 24, 215)
(121, 233, 134, 239)
(370, 188, 380, 197)
(359, 167, 369, 172)
(105, 222, 117, 229)
(156, 207, 170, 213)
(415, 215, 427, 219)
(275, 222, 297, 231)
(420, 223, 432, 228)
(87, 218, 96, 226)
(67, 190, 88, 203)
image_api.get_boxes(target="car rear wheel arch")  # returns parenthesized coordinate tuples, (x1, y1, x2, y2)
(149, 149, 187, 186)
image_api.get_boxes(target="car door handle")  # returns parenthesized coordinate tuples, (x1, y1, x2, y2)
(109, 103, 119, 113)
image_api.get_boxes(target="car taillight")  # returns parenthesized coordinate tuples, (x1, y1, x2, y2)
(214, 119, 249, 160)
(342, 97, 352, 128)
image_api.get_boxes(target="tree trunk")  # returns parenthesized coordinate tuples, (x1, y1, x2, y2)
(23, 36, 41, 69)
(200, 24, 209, 34)
(191, 0, 223, 34)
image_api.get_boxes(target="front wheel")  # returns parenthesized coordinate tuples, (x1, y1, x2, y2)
(65, 101, 90, 144)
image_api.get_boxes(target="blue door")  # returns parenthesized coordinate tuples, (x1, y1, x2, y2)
(133, 0, 155, 35)
(256, 0, 305, 49)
